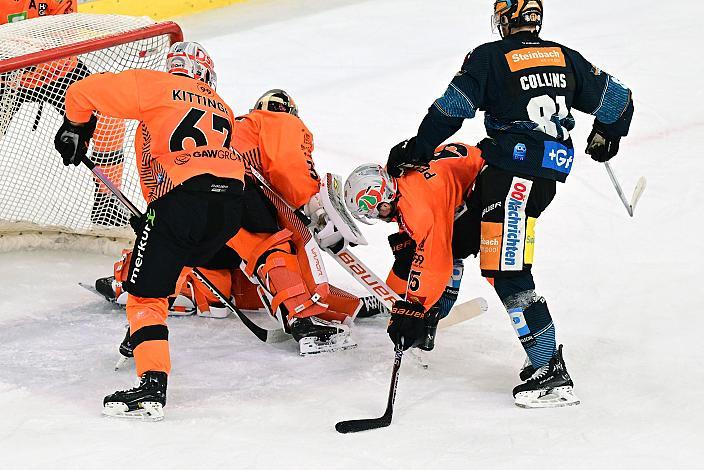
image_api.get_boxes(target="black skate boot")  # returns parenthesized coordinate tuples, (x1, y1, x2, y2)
(512, 345, 580, 408)
(95, 276, 117, 302)
(356, 296, 389, 318)
(103, 371, 167, 420)
(519, 357, 536, 381)
(290, 316, 356, 355)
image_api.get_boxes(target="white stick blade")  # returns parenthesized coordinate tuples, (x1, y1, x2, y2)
(629, 177, 647, 214)
(439, 297, 488, 329)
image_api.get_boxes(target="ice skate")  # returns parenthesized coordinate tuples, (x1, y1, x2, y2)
(356, 295, 389, 318)
(103, 371, 167, 421)
(290, 316, 357, 355)
(513, 345, 580, 408)
(519, 357, 536, 381)
(95, 276, 118, 302)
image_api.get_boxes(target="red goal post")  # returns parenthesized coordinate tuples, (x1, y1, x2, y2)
(0, 14, 183, 253)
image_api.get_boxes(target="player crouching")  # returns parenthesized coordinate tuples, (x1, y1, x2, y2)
(344, 143, 579, 408)
(95, 89, 386, 361)
(55, 42, 246, 420)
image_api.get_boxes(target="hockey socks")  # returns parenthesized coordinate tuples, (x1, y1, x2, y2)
(493, 276, 556, 370)
(508, 297, 555, 369)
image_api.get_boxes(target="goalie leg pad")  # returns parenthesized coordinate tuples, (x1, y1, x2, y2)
(258, 252, 328, 320)
(229, 228, 329, 320)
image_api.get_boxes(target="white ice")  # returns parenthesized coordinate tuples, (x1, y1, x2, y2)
(1, 0, 702, 468)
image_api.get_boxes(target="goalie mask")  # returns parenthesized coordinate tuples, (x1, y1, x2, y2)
(166, 41, 217, 90)
(344, 164, 398, 224)
(493, 0, 543, 37)
(252, 89, 299, 116)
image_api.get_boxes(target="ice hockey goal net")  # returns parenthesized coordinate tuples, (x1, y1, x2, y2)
(0, 13, 182, 252)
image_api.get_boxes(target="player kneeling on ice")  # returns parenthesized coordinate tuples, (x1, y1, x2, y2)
(95, 89, 386, 359)
(224, 89, 387, 354)
(345, 144, 484, 353)
(55, 42, 246, 420)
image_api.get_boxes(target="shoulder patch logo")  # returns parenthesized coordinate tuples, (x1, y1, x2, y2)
(505, 47, 566, 72)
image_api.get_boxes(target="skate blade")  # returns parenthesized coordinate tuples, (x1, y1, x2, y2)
(103, 402, 164, 421)
(409, 348, 429, 369)
(514, 386, 581, 409)
(167, 310, 196, 317)
(114, 355, 133, 371)
(196, 306, 230, 319)
(299, 333, 357, 356)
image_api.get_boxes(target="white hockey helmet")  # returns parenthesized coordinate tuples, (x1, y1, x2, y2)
(166, 41, 217, 90)
(344, 164, 398, 224)
(252, 89, 299, 116)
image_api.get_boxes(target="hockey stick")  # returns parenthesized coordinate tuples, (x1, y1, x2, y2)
(336, 343, 403, 433)
(32, 101, 44, 132)
(249, 167, 487, 323)
(79, 155, 289, 344)
(326, 244, 400, 309)
(604, 162, 647, 217)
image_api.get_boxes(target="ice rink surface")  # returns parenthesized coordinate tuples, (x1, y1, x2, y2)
(1, 1, 702, 468)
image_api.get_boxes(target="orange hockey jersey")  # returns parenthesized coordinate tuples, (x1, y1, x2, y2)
(65, 69, 244, 203)
(393, 143, 485, 311)
(1, 0, 78, 89)
(233, 110, 319, 209)
(0, 0, 74, 24)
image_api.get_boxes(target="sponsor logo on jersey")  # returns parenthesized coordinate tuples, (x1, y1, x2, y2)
(130, 214, 155, 284)
(482, 201, 502, 217)
(520, 73, 567, 91)
(513, 143, 527, 161)
(191, 149, 236, 160)
(541, 141, 574, 174)
(502, 178, 533, 271)
(7, 12, 28, 22)
(505, 47, 566, 72)
(480, 222, 502, 271)
(174, 153, 191, 165)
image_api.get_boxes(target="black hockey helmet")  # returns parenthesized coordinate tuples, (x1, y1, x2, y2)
(252, 89, 298, 116)
(493, 0, 543, 36)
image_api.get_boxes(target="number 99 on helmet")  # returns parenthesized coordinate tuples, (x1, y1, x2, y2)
(344, 164, 398, 224)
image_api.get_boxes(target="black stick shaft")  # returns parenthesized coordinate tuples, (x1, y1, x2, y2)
(335, 344, 404, 433)
(384, 344, 404, 417)
(32, 101, 44, 131)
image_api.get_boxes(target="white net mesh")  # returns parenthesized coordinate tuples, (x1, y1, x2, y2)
(0, 13, 181, 250)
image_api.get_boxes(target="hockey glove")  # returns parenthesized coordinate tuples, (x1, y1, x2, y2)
(54, 114, 98, 166)
(387, 137, 429, 178)
(129, 213, 145, 236)
(388, 231, 416, 280)
(387, 300, 427, 350)
(585, 122, 620, 162)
